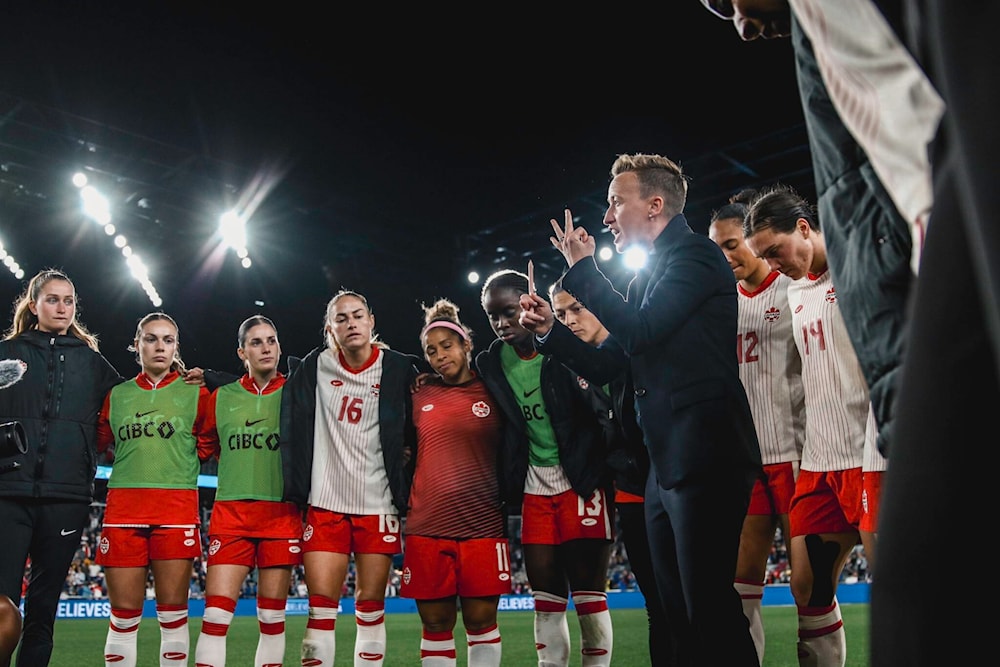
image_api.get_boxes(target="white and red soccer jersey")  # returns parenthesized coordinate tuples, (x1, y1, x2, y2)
(863, 402, 888, 473)
(737, 271, 805, 466)
(309, 347, 395, 515)
(406, 376, 505, 539)
(788, 269, 869, 472)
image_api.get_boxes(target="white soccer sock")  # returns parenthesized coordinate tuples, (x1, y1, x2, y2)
(735, 579, 765, 664)
(420, 629, 456, 666)
(255, 596, 287, 667)
(157, 603, 190, 667)
(194, 594, 236, 667)
(301, 594, 338, 667)
(797, 599, 846, 667)
(573, 591, 612, 667)
(354, 600, 386, 666)
(466, 623, 501, 667)
(533, 591, 570, 667)
(105, 607, 142, 667)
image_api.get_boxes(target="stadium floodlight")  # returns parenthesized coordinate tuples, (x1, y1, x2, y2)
(80, 185, 111, 225)
(74, 178, 163, 305)
(219, 210, 253, 268)
(467, 271, 480, 284)
(219, 210, 246, 250)
(598, 246, 614, 262)
(126, 254, 149, 282)
(623, 246, 648, 271)
(0, 241, 24, 280)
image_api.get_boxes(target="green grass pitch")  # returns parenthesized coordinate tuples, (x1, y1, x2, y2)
(45, 603, 870, 666)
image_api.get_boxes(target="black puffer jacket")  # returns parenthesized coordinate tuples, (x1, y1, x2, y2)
(0, 330, 122, 502)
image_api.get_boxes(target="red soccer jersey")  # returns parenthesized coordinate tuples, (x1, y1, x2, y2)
(406, 375, 505, 539)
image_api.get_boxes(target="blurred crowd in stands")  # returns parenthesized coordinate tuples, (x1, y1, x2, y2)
(42, 500, 870, 602)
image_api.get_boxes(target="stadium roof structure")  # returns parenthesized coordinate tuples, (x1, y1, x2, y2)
(0, 4, 814, 367)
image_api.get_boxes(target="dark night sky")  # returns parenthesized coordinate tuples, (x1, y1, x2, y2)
(0, 3, 807, 372)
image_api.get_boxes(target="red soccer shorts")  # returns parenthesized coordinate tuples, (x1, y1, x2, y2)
(788, 468, 863, 537)
(859, 470, 883, 532)
(96, 525, 202, 567)
(520, 488, 614, 545)
(301, 507, 402, 555)
(205, 534, 303, 568)
(747, 461, 798, 516)
(400, 535, 512, 599)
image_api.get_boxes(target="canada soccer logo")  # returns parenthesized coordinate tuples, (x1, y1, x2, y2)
(371, 383, 381, 397)
(208, 539, 221, 556)
(472, 401, 491, 418)
(764, 306, 780, 323)
(825, 287, 837, 303)
(100, 536, 110, 554)
(303, 524, 314, 541)
(402, 567, 411, 585)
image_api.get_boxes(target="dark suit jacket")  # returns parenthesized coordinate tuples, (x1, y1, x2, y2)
(540, 213, 762, 490)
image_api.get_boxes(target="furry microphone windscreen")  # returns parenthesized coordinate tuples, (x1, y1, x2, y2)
(0, 359, 26, 390)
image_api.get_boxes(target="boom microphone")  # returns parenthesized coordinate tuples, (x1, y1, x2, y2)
(0, 359, 26, 390)
(0, 359, 28, 463)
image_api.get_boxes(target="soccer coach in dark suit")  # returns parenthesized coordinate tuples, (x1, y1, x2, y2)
(520, 153, 763, 666)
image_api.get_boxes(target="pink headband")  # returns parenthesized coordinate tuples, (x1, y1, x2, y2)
(421, 320, 469, 341)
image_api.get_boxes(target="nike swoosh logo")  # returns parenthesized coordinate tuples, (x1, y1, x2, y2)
(135, 410, 156, 418)
(523, 387, 540, 398)
(245, 418, 267, 427)
(60, 529, 78, 536)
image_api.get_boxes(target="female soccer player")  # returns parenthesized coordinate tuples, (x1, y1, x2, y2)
(96, 312, 214, 667)
(477, 269, 615, 667)
(709, 194, 805, 664)
(193, 315, 302, 667)
(743, 184, 882, 665)
(280, 290, 419, 667)
(401, 298, 510, 667)
(0, 268, 122, 667)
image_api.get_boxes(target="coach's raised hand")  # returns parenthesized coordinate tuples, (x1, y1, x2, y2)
(550, 208, 595, 267)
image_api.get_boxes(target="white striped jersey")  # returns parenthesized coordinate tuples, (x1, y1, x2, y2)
(737, 271, 805, 466)
(863, 402, 888, 473)
(309, 347, 394, 515)
(788, 270, 869, 472)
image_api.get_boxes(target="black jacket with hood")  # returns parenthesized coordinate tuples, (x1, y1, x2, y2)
(475, 337, 613, 512)
(0, 330, 122, 502)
